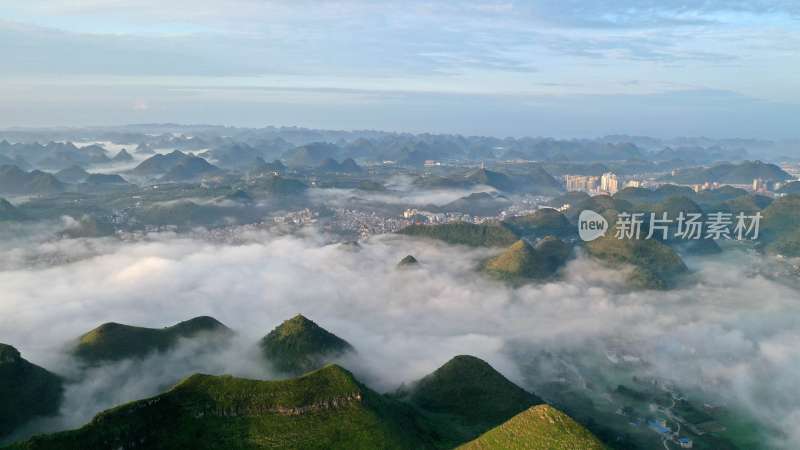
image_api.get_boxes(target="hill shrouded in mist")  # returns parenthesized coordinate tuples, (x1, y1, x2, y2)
(259, 315, 355, 376)
(406, 355, 543, 432)
(482, 238, 571, 283)
(0, 344, 63, 438)
(586, 235, 689, 290)
(399, 223, 519, 247)
(663, 161, 792, 184)
(5, 365, 435, 450)
(72, 316, 232, 364)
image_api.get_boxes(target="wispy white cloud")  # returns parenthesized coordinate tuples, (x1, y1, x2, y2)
(2, 228, 800, 447)
(0, 1, 798, 136)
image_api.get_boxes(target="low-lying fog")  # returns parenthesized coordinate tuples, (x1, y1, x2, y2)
(1, 227, 799, 447)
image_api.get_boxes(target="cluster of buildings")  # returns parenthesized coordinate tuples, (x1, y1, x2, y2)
(753, 178, 791, 194)
(645, 419, 693, 448)
(272, 208, 318, 226)
(402, 208, 493, 225)
(780, 162, 800, 180)
(327, 208, 412, 239)
(563, 172, 635, 195)
(687, 178, 788, 195)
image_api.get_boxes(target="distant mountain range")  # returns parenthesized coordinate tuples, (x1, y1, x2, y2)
(662, 160, 792, 184)
(0, 165, 64, 196)
(2, 124, 796, 177)
(414, 168, 562, 195)
(129, 150, 192, 176)
(317, 157, 363, 174)
(159, 156, 224, 182)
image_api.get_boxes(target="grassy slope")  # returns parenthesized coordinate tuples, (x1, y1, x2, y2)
(399, 223, 519, 247)
(0, 345, 63, 437)
(6, 365, 435, 450)
(586, 235, 688, 289)
(456, 405, 608, 450)
(73, 316, 232, 364)
(760, 194, 800, 256)
(406, 355, 543, 445)
(260, 315, 354, 376)
(502, 209, 575, 239)
(483, 238, 570, 282)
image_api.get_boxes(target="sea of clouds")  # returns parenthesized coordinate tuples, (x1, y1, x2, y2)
(1, 226, 799, 447)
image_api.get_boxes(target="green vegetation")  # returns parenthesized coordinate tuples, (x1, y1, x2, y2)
(5, 365, 437, 450)
(54, 165, 90, 183)
(135, 201, 233, 227)
(405, 355, 542, 435)
(663, 161, 792, 184)
(4, 353, 607, 450)
(778, 181, 800, 194)
(648, 196, 722, 255)
(247, 175, 308, 195)
(465, 169, 516, 192)
(0, 344, 63, 438)
(283, 143, 342, 168)
(614, 185, 695, 206)
(72, 316, 232, 364)
(130, 150, 191, 176)
(586, 235, 688, 289)
(259, 315, 354, 376)
(544, 191, 590, 208)
(442, 192, 511, 216)
(721, 194, 772, 214)
(482, 238, 571, 283)
(760, 194, 800, 256)
(160, 156, 223, 182)
(0, 165, 65, 195)
(566, 195, 633, 225)
(456, 405, 608, 450)
(502, 209, 575, 239)
(399, 222, 519, 247)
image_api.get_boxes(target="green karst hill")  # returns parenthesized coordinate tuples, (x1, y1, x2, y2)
(404, 355, 544, 443)
(586, 235, 688, 289)
(72, 316, 233, 364)
(399, 222, 519, 247)
(649, 196, 722, 255)
(502, 209, 575, 239)
(397, 255, 419, 267)
(566, 195, 633, 225)
(5, 365, 436, 450)
(0, 344, 64, 437)
(4, 355, 607, 450)
(483, 238, 571, 282)
(260, 315, 354, 376)
(760, 194, 800, 257)
(465, 169, 516, 192)
(456, 405, 608, 450)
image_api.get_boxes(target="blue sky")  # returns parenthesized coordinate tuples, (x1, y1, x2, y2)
(1, 0, 799, 138)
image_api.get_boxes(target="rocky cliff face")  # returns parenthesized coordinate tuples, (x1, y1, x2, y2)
(202, 392, 364, 418)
